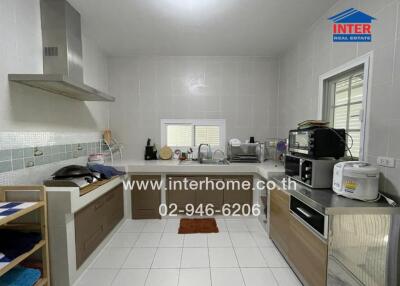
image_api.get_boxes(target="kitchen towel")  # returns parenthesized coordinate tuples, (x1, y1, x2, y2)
(88, 164, 125, 179)
(0, 252, 11, 269)
(0, 230, 41, 259)
(0, 266, 41, 286)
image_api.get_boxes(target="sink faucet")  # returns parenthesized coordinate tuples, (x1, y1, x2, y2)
(198, 144, 212, 163)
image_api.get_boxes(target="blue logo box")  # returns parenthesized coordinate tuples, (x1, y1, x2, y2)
(333, 34, 372, 42)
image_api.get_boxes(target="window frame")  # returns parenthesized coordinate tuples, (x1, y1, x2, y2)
(160, 119, 226, 151)
(318, 52, 373, 160)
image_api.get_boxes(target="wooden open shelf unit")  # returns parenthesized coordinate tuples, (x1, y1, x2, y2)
(0, 186, 50, 286)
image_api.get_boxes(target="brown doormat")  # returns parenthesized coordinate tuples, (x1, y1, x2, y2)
(178, 218, 219, 234)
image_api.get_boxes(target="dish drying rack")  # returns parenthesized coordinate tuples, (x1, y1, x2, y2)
(264, 138, 286, 162)
(100, 138, 123, 165)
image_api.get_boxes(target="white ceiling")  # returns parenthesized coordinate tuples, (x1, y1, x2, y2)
(68, 0, 336, 57)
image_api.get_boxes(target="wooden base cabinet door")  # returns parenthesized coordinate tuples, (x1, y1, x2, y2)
(132, 175, 161, 219)
(104, 184, 124, 232)
(75, 197, 106, 268)
(223, 176, 253, 214)
(269, 188, 291, 255)
(288, 214, 328, 286)
(75, 183, 124, 268)
(167, 176, 198, 213)
(196, 177, 224, 211)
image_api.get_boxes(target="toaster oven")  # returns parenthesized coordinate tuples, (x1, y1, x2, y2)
(288, 127, 346, 159)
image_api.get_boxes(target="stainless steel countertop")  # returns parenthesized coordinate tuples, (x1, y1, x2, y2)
(271, 175, 400, 215)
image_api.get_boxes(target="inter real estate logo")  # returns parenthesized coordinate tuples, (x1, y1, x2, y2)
(328, 8, 376, 42)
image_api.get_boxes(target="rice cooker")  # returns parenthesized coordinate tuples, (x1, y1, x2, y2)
(332, 161, 380, 201)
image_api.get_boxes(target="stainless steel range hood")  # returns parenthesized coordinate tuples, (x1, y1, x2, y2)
(8, 0, 115, 102)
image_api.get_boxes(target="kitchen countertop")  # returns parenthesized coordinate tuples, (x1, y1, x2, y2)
(46, 176, 123, 213)
(271, 175, 400, 215)
(45, 160, 283, 213)
(113, 159, 284, 180)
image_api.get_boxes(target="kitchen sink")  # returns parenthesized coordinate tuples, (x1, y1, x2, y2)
(179, 159, 230, 165)
(200, 159, 230, 165)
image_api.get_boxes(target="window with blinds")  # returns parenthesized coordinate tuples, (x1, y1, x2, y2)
(195, 126, 220, 146)
(166, 125, 193, 147)
(325, 67, 364, 158)
(162, 119, 225, 148)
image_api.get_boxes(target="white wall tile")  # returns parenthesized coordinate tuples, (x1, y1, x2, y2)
(277, 1, 400, 201)
(109, 56, 279, 159)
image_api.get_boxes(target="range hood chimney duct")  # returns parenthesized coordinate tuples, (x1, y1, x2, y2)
(41, 0, 84, 83)
(8, 0, 115, 102)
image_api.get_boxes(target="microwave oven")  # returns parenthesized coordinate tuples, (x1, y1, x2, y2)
(288, 127, 346, 159)
(285, 154, 338, 189)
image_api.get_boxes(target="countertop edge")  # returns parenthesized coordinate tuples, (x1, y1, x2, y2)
(271, 176, 399, 215)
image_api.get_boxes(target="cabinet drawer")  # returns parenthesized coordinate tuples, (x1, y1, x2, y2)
(288, 213, 328, 286)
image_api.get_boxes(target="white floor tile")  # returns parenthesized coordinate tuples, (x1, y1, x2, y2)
(271, 268, 302, 286)
(142, 220, 166, 232)
(178, 269, 211, 286)
(215, 219, 228, 232)
(112, 269, 149, 286)
(251, 231, 274, 247)
(123, 248, 157, 268)
(135, 233, 162, 247)
(118, 220, 146, 233)
(244, 219, 264, 232)
(152, 248, 182, 268)
(77, 269, 118, 286)
(226, 220, 248, 232)
(207, 233, 232, 247)
(209, 248, 238, 268)
(183, 234, 208, 247)
(159, 233, 184, 247)
(145, 269, 179, 286)
(235, 248, 267, 267)
(164, 219, 181, 233)
(223, 216, 242, 220)
(91, 247, 130, 269)
(259, 247, 289, 268)
(181, 248, 209, 268)
(229, 232, 257, 247)
(210, 268, 245, 286)
(76, 219, 300, 286)
(108, 233, 140, 248)
(241, 268, 278, 286)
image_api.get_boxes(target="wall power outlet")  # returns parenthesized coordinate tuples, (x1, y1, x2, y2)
(377, 157, 396, 168)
